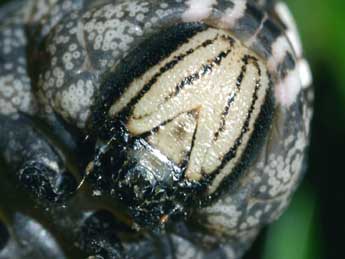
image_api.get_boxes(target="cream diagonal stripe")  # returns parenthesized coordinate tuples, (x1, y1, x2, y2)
(110, 28, 271, 192)
(109, 28, 223, 117)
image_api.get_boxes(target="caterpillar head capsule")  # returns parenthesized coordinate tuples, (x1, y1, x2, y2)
(86, 1, 310, 230)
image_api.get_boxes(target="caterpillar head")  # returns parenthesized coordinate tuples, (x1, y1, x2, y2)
(61, 0, 311, 231)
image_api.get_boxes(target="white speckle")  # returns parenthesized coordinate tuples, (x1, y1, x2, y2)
(259, 186, 267, 193)
(125, 1, 149, 17)
(93, 190, 102, 196)
(160, 3, 169, 9)
(4, 63, 13, 70)
(297, 59, 313, 88)
(62, 52, 72, 63)
(77, 79, 84, 88)
(136, 13, 145, 22)
(72, 51, 81, 59)
(65, 62, 74, 70)
(150, 17, 158, 23)
(275, 68, 302, 107)
(42, 157, 59, 172)
(144, 22, 152, 30)
(69, 43, 77, 51)
(182, 0, 216, 22)
(267, 36, 291, 72)
(220, 0, 247, 28)
(275, 2, 303, 57)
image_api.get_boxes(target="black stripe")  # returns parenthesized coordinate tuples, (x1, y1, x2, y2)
(204, 55, 263, 179)
(144, 109, 194, 136)
(172, 36, 235, 100)
(213, 55, 254, 141)
(180, 110, 200, 169)
(130, 34, 224, 119)
(134, 40, 234, 120)
(144, 45, 236, 166)
(141, 109, 200, 167)
(214, 92, 236, 141)
(94, 23, 208, 139)
(204, 76, 274, 201)
(170, 48, 232, 99)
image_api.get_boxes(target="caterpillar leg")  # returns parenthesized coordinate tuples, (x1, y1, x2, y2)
(0, 114, 77, 202)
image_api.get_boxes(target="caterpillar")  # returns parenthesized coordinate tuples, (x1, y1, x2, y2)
(0, 0, 312, 258)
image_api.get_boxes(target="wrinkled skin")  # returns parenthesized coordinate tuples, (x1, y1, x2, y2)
(0, 0, 313, 258)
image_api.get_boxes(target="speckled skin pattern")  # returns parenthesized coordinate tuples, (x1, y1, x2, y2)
(0, 0, 313, 258)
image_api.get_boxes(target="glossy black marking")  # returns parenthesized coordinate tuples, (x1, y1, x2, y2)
(0, 115, 77, 203)
(79, 210, 126, 258)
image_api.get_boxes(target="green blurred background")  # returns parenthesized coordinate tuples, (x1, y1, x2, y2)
(246, 1, 345, 259)
(1, 0, 345, 259)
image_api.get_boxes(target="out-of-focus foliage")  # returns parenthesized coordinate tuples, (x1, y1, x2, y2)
(259, 1, 345, 259)
(286, 0, 345, 115)
(262, 187, 322, 259)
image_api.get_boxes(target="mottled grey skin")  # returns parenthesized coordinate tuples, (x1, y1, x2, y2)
(0, 0, 312, 258)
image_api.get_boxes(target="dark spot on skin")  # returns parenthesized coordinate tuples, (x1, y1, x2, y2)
(172, 121, 188, 142)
